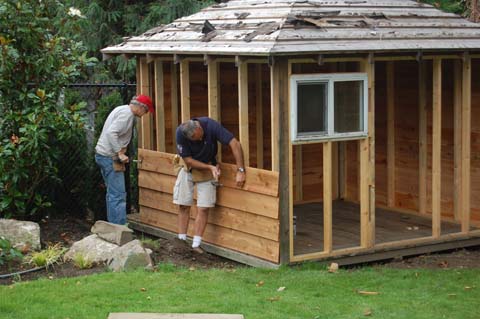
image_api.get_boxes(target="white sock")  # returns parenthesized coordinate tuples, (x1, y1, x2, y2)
(192, 236, 202, 248)
(178, 234, 187, 241)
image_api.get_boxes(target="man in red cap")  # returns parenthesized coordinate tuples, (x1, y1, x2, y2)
(95, 95, 154, 225)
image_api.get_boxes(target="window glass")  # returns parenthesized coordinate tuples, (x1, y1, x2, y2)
(334, 80, 363, 133)
(297, 82, 327, 135)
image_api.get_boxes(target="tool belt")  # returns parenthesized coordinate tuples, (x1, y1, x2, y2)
(173, 155, 214, 183)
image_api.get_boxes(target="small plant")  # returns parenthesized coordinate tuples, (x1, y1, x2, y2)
(72, 253, 94, 269)
(0, 237, 23, 266)
(27, 243, 66, 268)
(140, 237, 160, 250)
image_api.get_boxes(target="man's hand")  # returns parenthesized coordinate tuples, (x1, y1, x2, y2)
(118, 153, 129, 163)
(210, 164, 221, 180)
(236, 171, 246, 187)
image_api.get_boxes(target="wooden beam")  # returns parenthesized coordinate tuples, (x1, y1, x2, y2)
(432, 58, 442, 238)
(461, 54, 472, 233)
(255, 64, 264, 169)
(359, 56, 375, 248)
(171, 62, 179, 151)
(418, 61, 428, 216)
(453, 60, 462, 221)
(294, 146, 303, 201)
(139, 58, 152, 150)
(154, 60, 165, 152)
(208, 60, 222, 162)
(238, 60, 250, 167)
(387, 61, 395, 207)
(323, 141, 333, 253)
(180, 59, 190, 122)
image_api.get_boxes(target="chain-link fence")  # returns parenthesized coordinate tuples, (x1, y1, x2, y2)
(47, 83, 138, 221)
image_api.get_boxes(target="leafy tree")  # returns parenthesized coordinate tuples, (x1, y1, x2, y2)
(0, 0, 96, 219)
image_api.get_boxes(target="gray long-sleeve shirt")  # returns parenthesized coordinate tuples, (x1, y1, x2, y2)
(95, 104, 135, 157)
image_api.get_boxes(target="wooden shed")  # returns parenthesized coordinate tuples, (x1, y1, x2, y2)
(102, 0, 480, 267)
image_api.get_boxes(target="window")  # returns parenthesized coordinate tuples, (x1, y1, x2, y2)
(290, 73, 368, 143)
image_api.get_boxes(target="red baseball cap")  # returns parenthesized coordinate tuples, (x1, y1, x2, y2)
(135, 95, 154, 114)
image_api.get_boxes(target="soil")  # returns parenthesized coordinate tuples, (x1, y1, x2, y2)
(1, 217, 480, 285)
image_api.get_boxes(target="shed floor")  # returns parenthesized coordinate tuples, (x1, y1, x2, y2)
(293, 200, 468, 256)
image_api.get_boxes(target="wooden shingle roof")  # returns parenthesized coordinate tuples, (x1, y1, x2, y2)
(102, 0, 480, 56)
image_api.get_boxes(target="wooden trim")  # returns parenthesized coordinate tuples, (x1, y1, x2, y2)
(154, 60, 165, 152)
(386, 61, 395, 207)
(418, 61, 428, 216)
(323, 141, 333, 253)
(208, 60, 222, 162)
(238, 60, 250, 167)
(288, 55, 463, 65)
(288, 61, 295, 262)
(453, 60, 462, 221)
(294, 146, 303, 201)
(171, 63, 179, 150)
(432, 58, 442, 238)
(255, 64, 264, 169)
(461, 54, 472, 233)
(139, 58, 152, 150)
(180, 59, 190, 122)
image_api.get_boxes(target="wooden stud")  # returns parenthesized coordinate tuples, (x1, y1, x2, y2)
(339, 142, 347, 199)
(238, 60, 249, 167)
(139, 58, 152, 150)
(323, 141, 333, 253)
(418, 61, 428, 216)
(180, 59, 190, 122)
(461, 54, 471, 233)
(432, 58, 442, 238)
(270, 61, 281, 172)
(255, 64, 264, 169)
(154, 60, 165, 152)
(453, 60, 462, 221)
(208, 60, 222, 162)
(332, 142, 339, 200)
(136, 59, 143, 148)
(387, 61, 396, 207)
(171, 62, 179, 149)
(294, 146, 303, 201)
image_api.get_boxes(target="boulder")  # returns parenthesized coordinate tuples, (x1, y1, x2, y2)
(64, 234, 118, 264)
(0, 219, 41, 251)
(91, 220, 134, 246)
(108, 239, 153, 272)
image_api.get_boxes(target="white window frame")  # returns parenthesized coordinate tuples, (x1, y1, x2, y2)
(290, 73, 368, 143)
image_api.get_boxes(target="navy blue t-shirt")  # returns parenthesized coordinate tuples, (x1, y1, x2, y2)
(176, 117, 234, 165)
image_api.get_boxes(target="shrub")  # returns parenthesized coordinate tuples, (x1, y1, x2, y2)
(0, 237, 23, 266)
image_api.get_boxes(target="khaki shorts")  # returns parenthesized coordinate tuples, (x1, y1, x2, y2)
(173, 169, 217, 208)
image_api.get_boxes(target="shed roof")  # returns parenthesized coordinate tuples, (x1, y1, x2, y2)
(102, 0, 480, 57)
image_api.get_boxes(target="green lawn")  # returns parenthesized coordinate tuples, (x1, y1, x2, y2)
(1, 264, 479, 319)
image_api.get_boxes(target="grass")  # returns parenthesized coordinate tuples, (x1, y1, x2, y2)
(0, 264, 479, 319)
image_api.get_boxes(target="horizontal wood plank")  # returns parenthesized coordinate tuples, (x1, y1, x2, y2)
(139, 206, 279, 262)
(139, 188, 279, 241)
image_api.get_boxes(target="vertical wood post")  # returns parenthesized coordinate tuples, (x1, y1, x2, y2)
(238, 60, 250, 167)
(171, 62, 179, 150)
(255, 64, 264, 169)
(461, 54, 472, 233)
(418, 61, 428, 216)
(180, 59, 190, 122)
(139, 58, 152, 150)
(453, 60, 462, 221)
(136, 60, 143, 148)
(387, 61, 396, 207)
(154, 60, 165, 152)
(323, 141, 333, 253)
(208, 60, 222, 162)
(360, 55, 375, 248)
(432, 58, 442, 238)
(270, 62, 281, 172)
(294, 146, 303, 201)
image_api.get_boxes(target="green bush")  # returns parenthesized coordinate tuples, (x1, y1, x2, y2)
(0, 237, 23, 266)
(0, 1, 96, 219)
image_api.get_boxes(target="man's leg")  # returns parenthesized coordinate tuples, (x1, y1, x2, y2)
(193, 180, 217, 250)
(173, 169, 194, 240)
(178, 205, 191, 240)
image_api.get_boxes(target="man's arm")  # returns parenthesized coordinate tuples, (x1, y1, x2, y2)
(228, 138, 246, 187)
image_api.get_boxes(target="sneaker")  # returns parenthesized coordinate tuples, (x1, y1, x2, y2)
(191, 246, 205, 254)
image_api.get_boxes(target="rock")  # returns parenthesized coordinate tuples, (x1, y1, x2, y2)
(0, 219, 41, 251)
(64, 234, 118, 264)
(91, 220, 134, 246)
(108, 239, 153, 272)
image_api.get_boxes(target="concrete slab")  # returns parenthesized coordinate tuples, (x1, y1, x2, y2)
(108, 314, 244, 319)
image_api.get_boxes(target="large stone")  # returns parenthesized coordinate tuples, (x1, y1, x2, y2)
(0, 219, 41, 251)
(91, 220, 134, 246)
(108, 239, 153, 272)
(64, 234, 118, 264)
